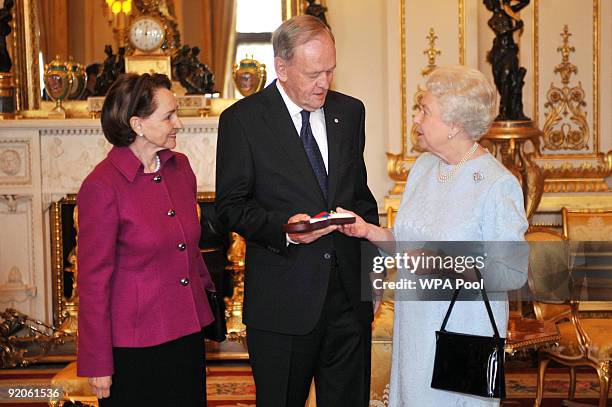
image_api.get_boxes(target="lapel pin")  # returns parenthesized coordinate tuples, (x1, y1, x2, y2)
(334, 118, 339, 123)
(473, 171, 484, 183)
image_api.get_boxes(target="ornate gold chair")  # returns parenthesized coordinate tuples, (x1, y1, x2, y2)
(528, 220, 612, 407)
(562, 207, 612, 242)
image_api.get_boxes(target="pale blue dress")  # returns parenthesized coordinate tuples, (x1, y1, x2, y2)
(388, 152, 529, 407)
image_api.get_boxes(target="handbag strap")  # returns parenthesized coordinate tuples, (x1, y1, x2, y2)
(439, 267, 501, 338)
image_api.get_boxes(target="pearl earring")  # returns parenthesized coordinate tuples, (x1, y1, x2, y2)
(448, 133, 453, 139)
(139, 133, 144, 137)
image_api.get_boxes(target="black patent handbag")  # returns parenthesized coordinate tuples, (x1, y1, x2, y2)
(204, 290, 227, 342)
(430, 268, 506, 399)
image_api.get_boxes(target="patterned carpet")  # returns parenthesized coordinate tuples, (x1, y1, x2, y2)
(206, 365, 255, 406)
(506, 369, 609, 400)
(1, 364, 610, 406)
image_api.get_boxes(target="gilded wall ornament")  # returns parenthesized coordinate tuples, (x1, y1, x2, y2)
(542, 25, 589, 151)
(409, 28, 440, 154)
(421, 28, 441, 76)
(409, 88, 426, 153)
(541, 151, 612, 192)
(386, 152, 409, 195)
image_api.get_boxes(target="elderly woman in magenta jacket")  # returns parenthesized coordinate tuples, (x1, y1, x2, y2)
(76, 73, 215, 407)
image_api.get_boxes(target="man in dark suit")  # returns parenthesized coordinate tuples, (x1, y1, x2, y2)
(215, 15, 379, 407)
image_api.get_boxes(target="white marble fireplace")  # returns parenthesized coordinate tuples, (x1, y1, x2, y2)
(0, 117, 219, 323)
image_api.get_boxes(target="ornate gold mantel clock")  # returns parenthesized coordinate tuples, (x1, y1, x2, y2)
(123, 0, 180, 77)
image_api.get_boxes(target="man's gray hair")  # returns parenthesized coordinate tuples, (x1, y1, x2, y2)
(426, 65, 497, 139)
(272, 15, 335, 61)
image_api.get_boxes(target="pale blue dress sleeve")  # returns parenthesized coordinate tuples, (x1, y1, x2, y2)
(481, 174, 529, 292)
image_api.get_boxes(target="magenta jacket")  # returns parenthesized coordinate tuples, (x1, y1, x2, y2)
(76, 146, 215, 377)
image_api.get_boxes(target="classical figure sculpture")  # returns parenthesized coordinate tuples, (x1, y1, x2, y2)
(305, 0, 329, 27)
(172, 45, 215, 94)
(93, 45, 117, 96)
(116, 47, 126, 77)
(484, 0, 530, 121)
(0, 0, 14, 73)
(190, 47, 215, 93)
(172, 45, 192, 88)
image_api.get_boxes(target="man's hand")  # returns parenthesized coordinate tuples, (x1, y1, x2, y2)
(88, 376, 112, 399)
(287, 213, 338, 244)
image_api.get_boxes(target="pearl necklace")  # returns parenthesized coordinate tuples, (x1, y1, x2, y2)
(152, 154, 161, 173)
(437, 142, 479, 183)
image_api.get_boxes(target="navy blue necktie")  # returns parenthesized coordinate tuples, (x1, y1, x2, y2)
(300, 110, 328, 200)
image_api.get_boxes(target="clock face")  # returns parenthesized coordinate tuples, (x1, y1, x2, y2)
(129, 16, 165, 53)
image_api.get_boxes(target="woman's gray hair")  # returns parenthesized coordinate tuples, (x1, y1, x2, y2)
(426, 65, 497, 139)
(272, 15, 334, 61)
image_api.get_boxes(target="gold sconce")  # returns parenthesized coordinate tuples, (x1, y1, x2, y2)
(103, 0, 133, 48)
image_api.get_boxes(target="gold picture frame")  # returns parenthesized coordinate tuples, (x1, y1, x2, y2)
(49, 194, 77, 330)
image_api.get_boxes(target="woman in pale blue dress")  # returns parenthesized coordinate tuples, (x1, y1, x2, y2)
(337, 65, 528, 406)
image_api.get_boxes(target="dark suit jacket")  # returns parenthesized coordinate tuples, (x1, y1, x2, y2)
(216, 82, 379, 335)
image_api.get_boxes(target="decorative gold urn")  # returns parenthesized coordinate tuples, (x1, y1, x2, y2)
(232, 56, 266, 97)
(43, 56, 74, 119)
(67, 60, 87, 100)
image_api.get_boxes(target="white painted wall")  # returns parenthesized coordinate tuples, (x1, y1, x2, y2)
(326, 0, 394, 209)
(327, 0, 611, 208)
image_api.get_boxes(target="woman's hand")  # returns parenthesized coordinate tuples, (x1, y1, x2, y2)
(336, 207, 370, 239)
(88, 376, 112, 399)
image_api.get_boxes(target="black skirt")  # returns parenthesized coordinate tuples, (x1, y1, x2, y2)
(98, 330, 206, 407)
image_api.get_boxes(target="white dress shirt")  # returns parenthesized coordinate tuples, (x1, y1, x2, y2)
(276, 80, 329, 173)
(276, 80, 329, 244)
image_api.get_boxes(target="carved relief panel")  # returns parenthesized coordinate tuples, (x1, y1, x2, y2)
(0, 139, 31, 186)
(41, 130, 110, 194)
(40, 120, 217, 194)
(0, 195, 37, 315)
